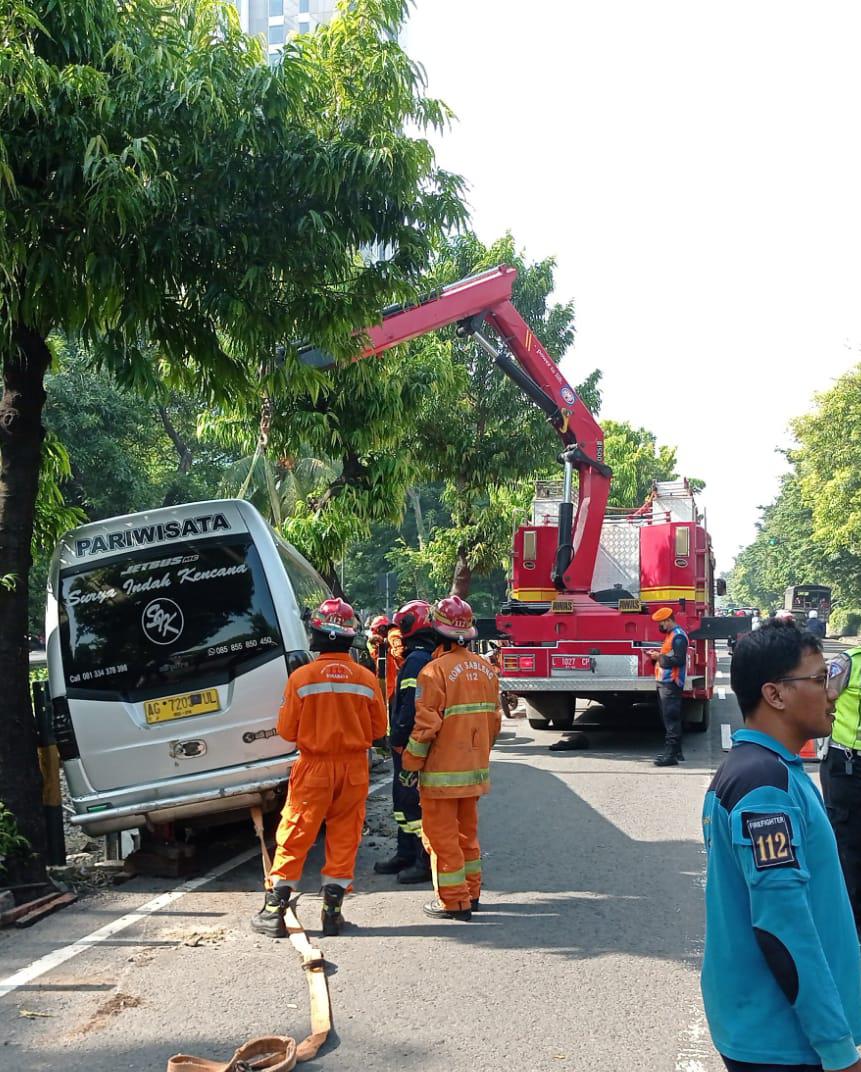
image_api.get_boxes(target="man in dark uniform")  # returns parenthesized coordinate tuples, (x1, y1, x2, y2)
(646, 606, 689, 767)
(701, 619, 861, 1071)
(820, 646, 861, 933)
(373, 600, 434, 884)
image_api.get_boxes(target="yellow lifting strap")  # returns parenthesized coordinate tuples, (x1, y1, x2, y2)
(166, 807, 332, 1072)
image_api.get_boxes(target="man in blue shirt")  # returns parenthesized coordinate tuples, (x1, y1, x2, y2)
(702, 619, 861, 1072)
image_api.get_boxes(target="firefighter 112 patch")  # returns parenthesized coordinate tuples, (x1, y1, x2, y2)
(743, 812, 797, 870)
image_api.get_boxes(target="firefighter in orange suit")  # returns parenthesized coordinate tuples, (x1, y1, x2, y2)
(368, 614, 404, 707)
(401, 596, 502, 921)
(251, 598, 388, 939)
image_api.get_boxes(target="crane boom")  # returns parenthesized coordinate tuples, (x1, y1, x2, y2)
(298, 264, 611, 594)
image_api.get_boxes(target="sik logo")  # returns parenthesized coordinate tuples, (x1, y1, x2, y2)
(142, 598, 184, 646)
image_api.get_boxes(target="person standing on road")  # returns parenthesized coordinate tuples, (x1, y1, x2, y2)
(251, 598, 388, 939)
(646, 606, 689, 767)
(807, 610, 827, 640)
(400, 596, 502, 922)
(701, 619, 861, 1072)
(374, 600, 435, 885)
(820, 646, 861, 934)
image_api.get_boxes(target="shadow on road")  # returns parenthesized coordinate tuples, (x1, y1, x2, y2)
(338, 754, 709, 967)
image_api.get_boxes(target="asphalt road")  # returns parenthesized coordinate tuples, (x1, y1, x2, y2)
(0, 646, 837, 1072)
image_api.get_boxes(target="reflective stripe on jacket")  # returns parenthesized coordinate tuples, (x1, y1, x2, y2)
(655, 625, 688, 688)
(831, 647, 861, 750)
(277, 652, 388, 756)
(402, 644, 502, 798)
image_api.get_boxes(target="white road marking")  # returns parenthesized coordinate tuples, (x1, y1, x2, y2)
(0, 843, 261, 1000)
(0, 773, 391, 1000)
(721, 723, 732, 751)
(717, 687, 726, 701)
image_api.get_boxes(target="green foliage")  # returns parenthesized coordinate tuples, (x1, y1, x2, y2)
(1, 0, 464, 376)
(830, 607, 861, 638)
(601, 420, 683, 508)
(792, 365, 861, 557)
(0, 802, 30, 871)
(729, 365, 861, 614)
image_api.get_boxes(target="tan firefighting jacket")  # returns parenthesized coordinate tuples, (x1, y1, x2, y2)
(402, 644, 502, 798)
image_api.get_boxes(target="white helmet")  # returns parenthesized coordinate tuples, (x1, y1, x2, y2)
(808, 610, 818, 620)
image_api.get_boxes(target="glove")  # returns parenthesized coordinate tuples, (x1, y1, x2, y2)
(398, 769, 419, 789)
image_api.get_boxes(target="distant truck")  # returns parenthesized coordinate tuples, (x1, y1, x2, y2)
(784, 585, 831, 629)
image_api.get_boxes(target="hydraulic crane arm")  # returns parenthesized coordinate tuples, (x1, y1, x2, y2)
(298, 264, 612, 594)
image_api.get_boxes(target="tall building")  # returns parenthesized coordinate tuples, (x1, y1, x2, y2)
(232, 0, 338, 64)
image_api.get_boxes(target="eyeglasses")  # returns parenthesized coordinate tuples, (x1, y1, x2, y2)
(776, 672, 830, 689)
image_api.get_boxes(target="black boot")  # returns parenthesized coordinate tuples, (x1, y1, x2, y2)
(321, 884, 346, 937)
(397, 859, 432, 884)
(250, 885, 291, 938)
(374, 853, 412, 875)
(654, 744, 684, 767)
(422, 898, 471, 921)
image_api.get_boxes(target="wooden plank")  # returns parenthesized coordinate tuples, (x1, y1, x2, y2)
(13, 892, 77, 929)
(0, 890, 63, 927)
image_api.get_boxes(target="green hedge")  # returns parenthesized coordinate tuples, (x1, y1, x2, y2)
(830, 608, 861, 637)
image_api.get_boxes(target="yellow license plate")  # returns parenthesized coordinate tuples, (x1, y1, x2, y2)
(144, 688, 220, 725)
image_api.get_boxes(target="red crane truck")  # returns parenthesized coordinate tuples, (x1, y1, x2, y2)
(300, 264, 734, 735)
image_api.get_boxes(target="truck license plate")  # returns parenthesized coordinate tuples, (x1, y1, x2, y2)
(551, 655, 593, 672)
(144, 688, 220, 724)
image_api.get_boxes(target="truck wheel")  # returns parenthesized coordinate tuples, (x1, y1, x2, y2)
(683, 699, 711, 734)
(524, 694, 572, 731)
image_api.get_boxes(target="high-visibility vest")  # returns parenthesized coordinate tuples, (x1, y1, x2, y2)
(655, 626, 688, 688)
(831, 647, 861, 750)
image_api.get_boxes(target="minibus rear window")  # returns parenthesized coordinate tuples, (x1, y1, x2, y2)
(59, 536, 284, 698)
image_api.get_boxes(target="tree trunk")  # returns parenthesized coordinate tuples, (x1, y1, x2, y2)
(450, 543, 472, 599)
(0, 325, 52, 882)
(407, 486, 426, 549)
(322, 564, 346, 599)
(157, 404, 193, 475)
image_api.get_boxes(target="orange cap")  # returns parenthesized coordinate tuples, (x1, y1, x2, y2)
(651, 607, 674, 623)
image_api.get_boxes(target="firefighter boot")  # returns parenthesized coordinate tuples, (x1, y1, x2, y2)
(423, 898, 472, 922)
(250, 884, 292, 938)
(397, 843, 432, 885)
(654, 744, 684, 767)
(321, 884, 346, 937)
(373, 853, 411, 875)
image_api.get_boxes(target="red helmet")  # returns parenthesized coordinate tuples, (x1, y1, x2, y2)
(393, 600, 432, 640)
(369, 614, 391, 638)
(310, 598, 357, 639)
(430, 596, 477, 641)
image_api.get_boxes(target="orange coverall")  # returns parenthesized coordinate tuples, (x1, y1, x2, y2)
(370, 629, 404, 705)
(402, 645, 502, 910)
(269, 652, 388, 888)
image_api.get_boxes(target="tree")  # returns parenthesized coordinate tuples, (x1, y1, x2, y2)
(0, 0, 464, 870)
(728, 472, 824, 612)
(602, 420, 684, 508)
(728, 365, 861, 615)
(792, 365, 861, 561)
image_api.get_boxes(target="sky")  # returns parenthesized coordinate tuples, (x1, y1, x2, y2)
(403, 1, 861, 573)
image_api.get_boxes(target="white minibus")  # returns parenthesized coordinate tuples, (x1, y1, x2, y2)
(45, 499, 330, 835)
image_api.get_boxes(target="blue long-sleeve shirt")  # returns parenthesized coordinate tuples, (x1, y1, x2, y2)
(701, 728, 861, 1068)
(389, 645, 434, 750)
